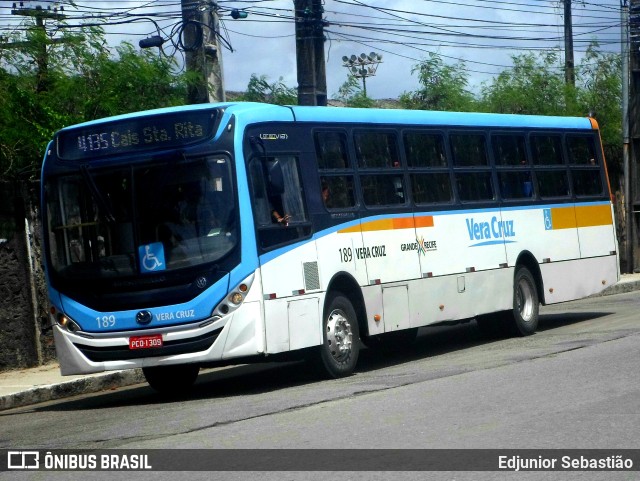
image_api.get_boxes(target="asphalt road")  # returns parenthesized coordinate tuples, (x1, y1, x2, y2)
(1, 290, 639, 481)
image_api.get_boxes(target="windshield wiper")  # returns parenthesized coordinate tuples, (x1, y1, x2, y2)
(79, 164, 116, 223)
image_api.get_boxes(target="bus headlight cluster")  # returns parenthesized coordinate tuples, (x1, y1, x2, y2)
(212, 275, 254, 318)
(228, 282, 249, 305)
(56, 312, 81, 333)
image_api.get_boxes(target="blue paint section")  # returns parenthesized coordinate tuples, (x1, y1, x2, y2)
(58, 273, 230, 333)
(60, 102, 594, 134)
(470, 239, 516, 247)
(289, 106, 594, 130)
(58, 102, 234, 131)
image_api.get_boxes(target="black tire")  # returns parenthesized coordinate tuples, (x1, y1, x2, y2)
(314, 293, 360, 378)
(506, 266, 539, 336)
(142, 364, 200, 394)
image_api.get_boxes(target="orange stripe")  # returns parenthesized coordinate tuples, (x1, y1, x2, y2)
(550, 206, 576, 229)
(338, 215, 434, 233)
(575, 204, 612, 227)
(415, 215, 434, 228)
(550, 204, 612, 230)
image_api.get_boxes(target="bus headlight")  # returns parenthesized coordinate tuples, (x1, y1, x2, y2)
(212, 276, 254, 317)
(229, 292, 244, 305)
(56, 313, 81, 333)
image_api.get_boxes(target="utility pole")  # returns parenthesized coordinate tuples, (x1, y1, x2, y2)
(630, 0, 640, 270)
(312, 0, 327, 106)
(563, 0, 575, 87)
(622, 0, 633, 272)
(9, 5, 65, 93)
(181, 0, 225, 104)
(294, 0, 327, 106)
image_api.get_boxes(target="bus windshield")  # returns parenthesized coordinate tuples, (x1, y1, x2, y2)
(45, 155, 237, 279)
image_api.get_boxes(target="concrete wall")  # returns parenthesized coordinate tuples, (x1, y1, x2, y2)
(0, 181, 54, 372)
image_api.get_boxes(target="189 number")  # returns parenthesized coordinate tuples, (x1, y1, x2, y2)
(96, 315, 116, 328)
(339, 247, 353, 263)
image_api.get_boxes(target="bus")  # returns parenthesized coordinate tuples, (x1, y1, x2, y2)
(41, 102, 619, 392)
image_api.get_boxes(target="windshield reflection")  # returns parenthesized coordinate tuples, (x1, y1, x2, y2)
(46, 156, 237, 279)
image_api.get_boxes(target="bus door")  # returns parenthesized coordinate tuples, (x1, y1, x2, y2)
(248, 153, 321, 353)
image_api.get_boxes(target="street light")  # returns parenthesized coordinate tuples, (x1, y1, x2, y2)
(341, 51, 383, 97)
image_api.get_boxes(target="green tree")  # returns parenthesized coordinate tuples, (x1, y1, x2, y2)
(334, 75, 375, 108)
(478, 51, 578, 116)
(576, 44, 622, 184)
(399, 52, 476, 111)
(237, 74, 297, 105)
(477, 44, 621, 177)
(576, 44, 621, 146)
(0, 23, 189, 179)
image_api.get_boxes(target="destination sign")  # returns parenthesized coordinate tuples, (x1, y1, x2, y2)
(56, 109, 218, 161)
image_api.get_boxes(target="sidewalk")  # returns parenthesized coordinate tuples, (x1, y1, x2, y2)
(2, 273, 640, 411)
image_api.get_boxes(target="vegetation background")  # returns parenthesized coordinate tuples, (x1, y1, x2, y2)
(0, 22, 622, 236)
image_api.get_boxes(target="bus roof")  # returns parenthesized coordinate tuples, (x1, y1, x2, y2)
(285, 105, 595, 130)
(56, 101, 595, 133)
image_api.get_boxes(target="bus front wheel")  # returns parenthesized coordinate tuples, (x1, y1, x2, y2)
(314, 293, 360, 378)
(507, 266, 539, 336)
(142, 364, 200, 394)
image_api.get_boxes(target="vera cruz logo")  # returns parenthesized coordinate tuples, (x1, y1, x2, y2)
(465, 216, 516, 247)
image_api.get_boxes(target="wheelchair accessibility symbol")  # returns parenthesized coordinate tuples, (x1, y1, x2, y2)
(543, 209, 553, 230)
(139, 242, 166, 273)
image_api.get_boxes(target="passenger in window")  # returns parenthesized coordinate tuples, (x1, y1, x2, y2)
(271, 208, 290, 226)
(321, 181, 331, 207)
(268, 193, 290, 226)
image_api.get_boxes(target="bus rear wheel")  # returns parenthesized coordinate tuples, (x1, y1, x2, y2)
(313, 293, 360, 378)
(142, 364, 200, 394)
(507, 266, 539, 336)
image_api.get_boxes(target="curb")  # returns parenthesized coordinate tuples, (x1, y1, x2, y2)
(593, 280, 640, 297)
(0, 369, 145, 411)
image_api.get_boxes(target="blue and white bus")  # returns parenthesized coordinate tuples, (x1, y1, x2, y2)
(41, 103, 619, 392)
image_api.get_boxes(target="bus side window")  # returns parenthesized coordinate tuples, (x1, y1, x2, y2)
(404, 132, 447, 167)
(247, 159, 272, 226)
(531, 135, 563, 165)
(455, 171, 494, 202)
(492, 134, 527, 166)
(536, 170, 570, 198)
(361, 175, 405, 206)
(248, 155, 311, 250)
(498, 171, 533, 199)
(320, 175, 356, 209)
(451, 133, 488, 167)
(567, 136, 597, 165)
(410, 173, 453, 204)
(354, 131, 400, 168)
(572, 170, 603, 197)
(315, 131, 349, 169)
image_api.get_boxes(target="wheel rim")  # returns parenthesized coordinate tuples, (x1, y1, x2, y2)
(516, 276, 534, 322)
(325, 308, 353, 362)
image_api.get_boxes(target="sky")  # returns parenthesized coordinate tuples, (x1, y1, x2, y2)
(0, 0, 624, 100)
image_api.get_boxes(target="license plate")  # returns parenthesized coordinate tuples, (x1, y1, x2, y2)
(129, 334, 163, 350)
